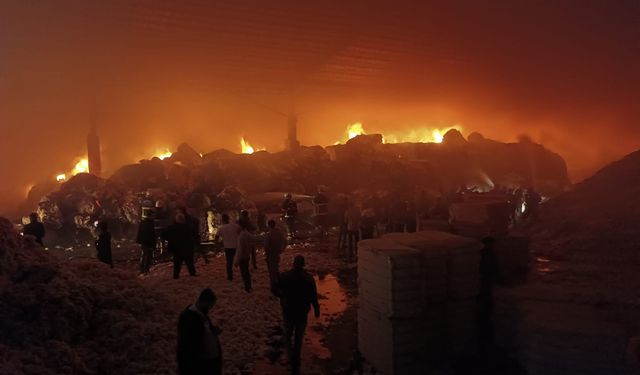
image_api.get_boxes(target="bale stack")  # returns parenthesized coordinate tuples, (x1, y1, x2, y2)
(358, 231, 483, 374)
(357, 239, 429, 374)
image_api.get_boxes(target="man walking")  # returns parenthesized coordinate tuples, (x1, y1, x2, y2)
(164, 212, 197, 279)
(238, 210, 257, 269)
(177, 288, 222, 375)
(276, 255, 320, 375)
(264, 219, 287, 289)
(215, 214, 239, 281)
(234, 221, 254, 292)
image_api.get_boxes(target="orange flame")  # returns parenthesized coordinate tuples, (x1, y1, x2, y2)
(347, 123, 365, 139)
(381, 125, 462, 144)
(72, 158, 89, 174)
(336, 122, 461, 145)
(54, 157, 89, 183)
(241, 137, 264, 154)
(154, 149, 173, 160)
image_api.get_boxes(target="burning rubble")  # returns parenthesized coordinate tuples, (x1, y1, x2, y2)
(23, 130, 569, 245)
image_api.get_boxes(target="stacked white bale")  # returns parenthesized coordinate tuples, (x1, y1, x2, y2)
(382, 231, 482, 355)
(358, 239, 428, 375)
(414, 231, 482, 354)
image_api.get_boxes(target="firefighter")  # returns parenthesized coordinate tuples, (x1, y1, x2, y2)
(281, 193, 298, 239)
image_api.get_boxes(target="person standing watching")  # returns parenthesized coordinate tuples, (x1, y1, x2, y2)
(177, 288, 223, 375)
(23, 212, 45, 246)
(95, 221, 113, 268)
(164, 213, 197, 279)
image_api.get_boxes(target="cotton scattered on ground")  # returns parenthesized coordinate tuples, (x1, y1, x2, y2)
(0, 217, 176, 375)
(1, 221, 353, 375)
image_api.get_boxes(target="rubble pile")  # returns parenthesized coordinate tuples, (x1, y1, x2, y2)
(0, 217, 176, 374)
(27, 132, 570, 244)
(530, 149, 640, 301)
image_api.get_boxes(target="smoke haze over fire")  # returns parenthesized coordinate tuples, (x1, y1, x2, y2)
(1, 0, 638, 214)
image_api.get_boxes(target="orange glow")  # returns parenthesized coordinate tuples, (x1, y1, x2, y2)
(56, 174, 66, 182)
(241, 137, 263, 154)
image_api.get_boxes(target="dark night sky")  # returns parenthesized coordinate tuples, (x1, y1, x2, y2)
(0, 0, 638, 213)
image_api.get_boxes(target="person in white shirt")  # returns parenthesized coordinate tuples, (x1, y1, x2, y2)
(234, 221, 255, 292)
(214, 214, 240, 281)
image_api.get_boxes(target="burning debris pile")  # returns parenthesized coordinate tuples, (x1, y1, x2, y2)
(26, 131, 569, 244)
(0, 217, 176, 374)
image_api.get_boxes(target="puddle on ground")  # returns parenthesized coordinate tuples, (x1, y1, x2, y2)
(535, 256, 555, 275)
(305, 274, 348, 359)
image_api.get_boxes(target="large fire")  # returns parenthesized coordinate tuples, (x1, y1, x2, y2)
(241, 137, 264, 154)
(54, 157, 89, 183)
(153, 149, 173, 160)
(347, 122, 366, 140)
(338, 122, 462, 145)
(72, 158, 89, 174)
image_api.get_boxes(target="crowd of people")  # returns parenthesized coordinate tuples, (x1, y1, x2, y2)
(137, 202, 319, 375)
(18, 184, 541, 374)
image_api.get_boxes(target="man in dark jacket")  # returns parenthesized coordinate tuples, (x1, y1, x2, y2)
(95, 221, 113, 268)
(23, 212, 45, 246)
(164, 213, 197, 279)
(136, 215, 156, 274)
(276, 255, 320, 375)
(177, 288, 222, 375)
(281, 193, 298, 239)
(180, 208, 208, 264)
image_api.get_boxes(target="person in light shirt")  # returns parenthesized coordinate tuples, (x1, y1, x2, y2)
(214, 214, 240, 281)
